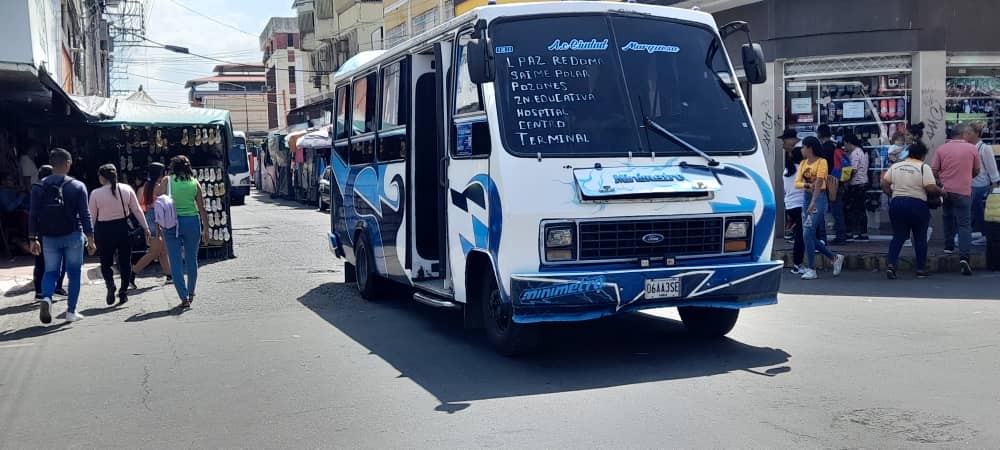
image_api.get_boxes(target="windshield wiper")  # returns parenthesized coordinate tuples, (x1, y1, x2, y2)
(643, 118, 720, 167)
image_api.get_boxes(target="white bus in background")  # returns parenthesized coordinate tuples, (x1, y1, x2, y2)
(229, 131, 251, 205)
(326, 1, 779, 354)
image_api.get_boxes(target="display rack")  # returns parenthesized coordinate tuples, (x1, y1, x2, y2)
(195, 165, 231, 247)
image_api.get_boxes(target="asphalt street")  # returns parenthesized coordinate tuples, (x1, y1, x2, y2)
(1, 194, 999, 449)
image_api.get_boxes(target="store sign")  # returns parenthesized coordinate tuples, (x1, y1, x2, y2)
(797, 114, 814, 123)
(787, 81, 808, 92)
(791, 97, 812, 114)
(843, 102, 866, 119)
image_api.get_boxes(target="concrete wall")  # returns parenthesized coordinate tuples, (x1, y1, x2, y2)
(199, 93, 271, 134)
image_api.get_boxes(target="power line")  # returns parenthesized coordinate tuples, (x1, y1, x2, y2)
(164, 0, 260, 37)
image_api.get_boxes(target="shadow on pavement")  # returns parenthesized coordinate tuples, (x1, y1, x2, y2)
(251, 194, 319, 211)
(0, 322, 71, 342)
(298, 282, 791, 413)
(124, 307, 186, 322)
(779, 271, 1000, 300)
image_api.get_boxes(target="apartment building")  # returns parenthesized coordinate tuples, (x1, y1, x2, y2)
(383, 0, 454, 49)
(292, 0, 384, 106)
(185, 64, 269, 134)
(260, 17, 311, 130)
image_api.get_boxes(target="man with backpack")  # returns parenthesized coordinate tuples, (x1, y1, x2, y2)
(28, 148, 95, 323)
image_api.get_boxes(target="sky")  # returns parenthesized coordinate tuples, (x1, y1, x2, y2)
(116, 0, 295, 106)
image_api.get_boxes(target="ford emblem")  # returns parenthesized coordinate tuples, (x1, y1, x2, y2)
(641, 233, 665, 244)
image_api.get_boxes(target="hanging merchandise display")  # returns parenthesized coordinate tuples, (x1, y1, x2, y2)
(945, 67, 1000, 144)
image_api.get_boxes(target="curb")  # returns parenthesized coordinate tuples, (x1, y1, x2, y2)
(773, 249, 989, 272)
(0, 263, 103, 297)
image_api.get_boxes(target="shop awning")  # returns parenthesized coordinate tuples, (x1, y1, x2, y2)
(297, 125, 332, 149)
(284, 129, 310, 150)
(70, 95, 232, 127)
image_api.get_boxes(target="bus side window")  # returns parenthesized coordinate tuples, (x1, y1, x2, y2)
(453, 34, 489, 158)
(350, 73, 378, 165)
(333, 84, 350, 163)
(377, 59, 408, 162)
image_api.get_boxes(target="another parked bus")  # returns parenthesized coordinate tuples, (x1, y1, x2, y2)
(327, 1, 779, 354)
(229, 131, 251, 205)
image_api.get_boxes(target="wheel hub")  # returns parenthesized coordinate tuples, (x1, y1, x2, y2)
(488, 290, 510, 332)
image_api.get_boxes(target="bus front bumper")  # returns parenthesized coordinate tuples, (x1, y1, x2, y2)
(509, 260, 782, 324)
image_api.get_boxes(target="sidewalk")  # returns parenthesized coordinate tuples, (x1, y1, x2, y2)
(772, 235, 990, 273)
(0, 255, 103, 296)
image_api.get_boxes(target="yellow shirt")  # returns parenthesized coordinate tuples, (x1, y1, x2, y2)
(795, 158, 828, 191)
(986, 189, 1000, 223)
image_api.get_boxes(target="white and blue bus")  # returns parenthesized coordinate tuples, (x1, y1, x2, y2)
(327, 1, 779, 354)
(229, 131, 251, 205)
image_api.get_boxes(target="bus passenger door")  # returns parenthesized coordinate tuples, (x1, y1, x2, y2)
(446, 32, 492, 303)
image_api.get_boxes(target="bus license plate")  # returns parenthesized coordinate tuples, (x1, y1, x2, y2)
(645, 277, 682, 299)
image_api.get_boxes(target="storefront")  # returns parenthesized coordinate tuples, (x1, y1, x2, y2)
(294, 125, 332, 206)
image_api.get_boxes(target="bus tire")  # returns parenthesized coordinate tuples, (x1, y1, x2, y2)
(481, 273, 537, 356)
(232, 195, 246, 206)
(678, 306, 739, 338)
(343, 262, 357, 283)
(354, 235, 381, 300)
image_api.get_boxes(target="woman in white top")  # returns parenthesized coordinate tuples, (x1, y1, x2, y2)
(881, 142, 939, 279)
(89, 164, 149, 306)
(782, 144, 806, 273)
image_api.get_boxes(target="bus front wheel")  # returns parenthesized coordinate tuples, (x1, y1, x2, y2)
(481, 273, 537, 356)
(678, 306, 739, 338)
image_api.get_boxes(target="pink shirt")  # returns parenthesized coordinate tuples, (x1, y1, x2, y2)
(931, 140, 980, 196)
(88, 183, 149, 231)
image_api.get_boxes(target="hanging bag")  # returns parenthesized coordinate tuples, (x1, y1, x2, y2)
(920, 164, 942, 209)
(117, 184, 146, 244)
(154, 177, 178, 234)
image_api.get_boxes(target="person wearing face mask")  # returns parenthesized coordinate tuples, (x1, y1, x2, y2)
(843, 134, 870, 241)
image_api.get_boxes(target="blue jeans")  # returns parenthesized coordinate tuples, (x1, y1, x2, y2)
(41, 232, 85, 313)
(971, 186, 990, 233)
(802, 192, 835, 269)
(163, 216, 201, 301)
(943, 193, 973, 260)
(887, 196, 930, 271)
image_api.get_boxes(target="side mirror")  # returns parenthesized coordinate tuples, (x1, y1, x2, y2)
(467, 39, 493, 84)
(742, 43, 766, 85)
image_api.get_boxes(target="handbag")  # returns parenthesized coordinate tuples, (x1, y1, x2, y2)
(920, 164, 942, 209)
(118, 184, 146, 242)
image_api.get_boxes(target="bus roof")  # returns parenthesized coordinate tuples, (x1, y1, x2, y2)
(233, 130, 246, 139)
(333, 1, 715, 83)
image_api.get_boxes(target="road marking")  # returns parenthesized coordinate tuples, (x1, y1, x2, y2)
(0, 343, 36, 349)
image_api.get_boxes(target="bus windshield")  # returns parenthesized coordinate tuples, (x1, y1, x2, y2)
(229, 137, 249, 173)
(491, 14, 757, 157)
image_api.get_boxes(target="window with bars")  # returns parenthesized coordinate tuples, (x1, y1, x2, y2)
(385, 25, 406, 49)
(411, 9, 437, 35)
(315, 0, 335, 19)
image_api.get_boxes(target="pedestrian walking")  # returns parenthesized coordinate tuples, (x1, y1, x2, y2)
(795, 136, 845, 280)
(881, 142, 940, 279)
(132, 163, 172, 282)
(155, 155, 210, 308)
(28, 148, 96, 323)
(967, 122, 1000, 245)
(781, 130, 806, 273)
(89, 164, 149, 306)
(843, 134, 870, 240)
(31, 165, 66, 300)
(933, 122, 981, 275)
(816, 124, 838, 243)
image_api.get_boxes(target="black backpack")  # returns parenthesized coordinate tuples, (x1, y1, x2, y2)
(34, 176, 77, 237)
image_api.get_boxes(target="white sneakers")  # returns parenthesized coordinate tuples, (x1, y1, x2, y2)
(66, 312, 85, 322)
(798, 254, 845, 280)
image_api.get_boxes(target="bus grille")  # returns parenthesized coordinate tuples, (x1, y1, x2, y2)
(578, 217, 725, 261)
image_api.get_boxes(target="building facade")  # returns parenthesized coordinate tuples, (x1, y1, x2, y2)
(293, 0, 384, 107)
(260, 17, 310, 130)
(185, 64, 269, 134)
(383, 0, 454, 50)
(672, 0, 1000, 236)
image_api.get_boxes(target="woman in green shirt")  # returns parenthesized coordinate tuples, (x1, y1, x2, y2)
(155, 155, 210, 308)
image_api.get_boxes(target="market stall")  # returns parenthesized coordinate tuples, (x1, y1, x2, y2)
(73, 96, 236, 259)
(295, 126, 332, 205)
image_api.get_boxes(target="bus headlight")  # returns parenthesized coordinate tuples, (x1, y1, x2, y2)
(725, 221, 748, 239)
(724, 218, 751, 252)
(543, 224, 576, 262)
(546, 227, 574, 248)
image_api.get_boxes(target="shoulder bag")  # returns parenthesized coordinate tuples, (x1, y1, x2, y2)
(118, 185, 146, 243)
(920, 164, 942, 209)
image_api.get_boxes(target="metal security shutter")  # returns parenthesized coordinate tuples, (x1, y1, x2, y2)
(784, 54, 912, 79)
